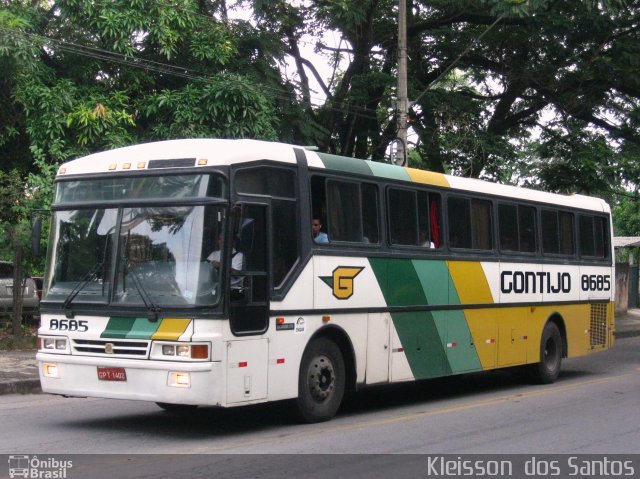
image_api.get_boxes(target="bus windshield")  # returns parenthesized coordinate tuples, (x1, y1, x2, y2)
(44, 174, 229, 309)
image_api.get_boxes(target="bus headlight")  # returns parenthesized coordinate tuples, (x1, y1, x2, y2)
(38, 336, 70, 354)
(151, 342, 210, 361)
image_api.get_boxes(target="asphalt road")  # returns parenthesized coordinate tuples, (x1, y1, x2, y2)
(1, 336, 639, 478)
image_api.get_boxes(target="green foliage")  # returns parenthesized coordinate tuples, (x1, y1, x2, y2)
(0, 0, 286, 274)
(1, 0, 640, 255)
(143, 76, 278, 139)
(613, 196, 640, 237)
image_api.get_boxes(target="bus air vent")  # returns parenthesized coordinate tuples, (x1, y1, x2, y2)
(72, 339, 150, 358)
(590, 303, 608, 348)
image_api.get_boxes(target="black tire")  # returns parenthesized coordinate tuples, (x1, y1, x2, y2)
(156, 402, 198, 413)
(529, 321, 563, 384)
(296, 337, 345, 423)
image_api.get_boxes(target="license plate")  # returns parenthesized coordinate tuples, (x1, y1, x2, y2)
(97, 367, 127, 381)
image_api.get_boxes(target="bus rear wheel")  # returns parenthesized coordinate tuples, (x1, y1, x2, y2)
(529, 321, 563, 384)
(296, 337, 345, 423)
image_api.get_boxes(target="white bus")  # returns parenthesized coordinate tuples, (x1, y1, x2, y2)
(37, 139, 615, 422)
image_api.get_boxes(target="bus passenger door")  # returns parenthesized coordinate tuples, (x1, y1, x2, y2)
(227, 203, 270, 403)
(229, 203, 269, 335)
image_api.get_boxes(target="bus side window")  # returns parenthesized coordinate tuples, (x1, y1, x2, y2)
(235, 165, 299, 288)
(447, 196, 472, 249)
(388, 188, 418, 245)
(579, 215, 609, 259)
(499, 203, 536, 253)
(559, 212, 575, 256)
(311, 175, 379, 245)
(448, 196, 492, 250)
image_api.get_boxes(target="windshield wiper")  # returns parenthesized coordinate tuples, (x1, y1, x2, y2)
(62, 261, 104, 317)
(124, 260, 161, 322)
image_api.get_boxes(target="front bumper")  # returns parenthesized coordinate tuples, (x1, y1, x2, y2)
(37, 352, 223, 406)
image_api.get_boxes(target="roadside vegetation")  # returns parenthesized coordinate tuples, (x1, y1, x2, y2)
(1, 0, 639, 339)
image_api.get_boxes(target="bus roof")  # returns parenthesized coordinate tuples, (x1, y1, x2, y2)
(57, 138, 610, 213)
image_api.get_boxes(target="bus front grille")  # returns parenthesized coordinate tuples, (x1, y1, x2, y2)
(72, 339, 150, 358)
(590, 303, 608, 348)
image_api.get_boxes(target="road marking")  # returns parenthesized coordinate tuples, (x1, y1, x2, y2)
(191, 372, 638, 453)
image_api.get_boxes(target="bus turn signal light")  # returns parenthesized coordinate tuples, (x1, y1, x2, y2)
(191, 345, 209, 359)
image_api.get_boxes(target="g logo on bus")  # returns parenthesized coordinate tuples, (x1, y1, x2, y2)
(320, 266, 364, 300)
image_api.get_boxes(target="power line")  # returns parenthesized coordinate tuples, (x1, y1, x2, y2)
(413, 14, 506, 106)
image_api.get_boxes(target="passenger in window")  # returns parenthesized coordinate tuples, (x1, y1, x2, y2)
(312, 218, 329, 244)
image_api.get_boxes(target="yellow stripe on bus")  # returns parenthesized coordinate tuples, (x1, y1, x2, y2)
(405, 168, 450, 188)
(447, 261, 493, 304)
(447, 261, 496, 370)
(151, 318, 192, 340)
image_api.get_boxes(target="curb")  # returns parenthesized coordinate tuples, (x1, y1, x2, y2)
(616, 330, 640, 339)
(0, 379, 41, 395)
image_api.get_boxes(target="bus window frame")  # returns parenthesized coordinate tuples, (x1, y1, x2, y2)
(445, 193, 496, 255)
(577, 213, 611, 262)
(497, 200, 539, 257)
(231, 161, 304, 303)
(310, 173, 381, 248)
(540, 208, 577, 259)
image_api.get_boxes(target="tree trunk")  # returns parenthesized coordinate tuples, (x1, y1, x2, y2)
(7, 224, 24, 337)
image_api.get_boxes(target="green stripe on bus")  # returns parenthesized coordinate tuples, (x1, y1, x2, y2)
(101, 316, 161, 339)
(370, 258, 449, 378)
(392, 311, 451, 379)
(371, 257, 482, 376)
(125, 317, 161, 339)
(445, 309, 482, 372)
(316, 152, 373, 176)
(101, 317, 137, 339)
(411, 259, 449, 305)
(369, 257, 427, 306)
(367, 161, 411, 181)
(413, 259, 483, 373)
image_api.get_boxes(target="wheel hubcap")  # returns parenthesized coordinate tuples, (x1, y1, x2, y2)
(544, 338, 558, 368)
(308, 354, 335, 402)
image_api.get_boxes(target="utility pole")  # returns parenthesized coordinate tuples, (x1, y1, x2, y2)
(395, 0, 408, 166)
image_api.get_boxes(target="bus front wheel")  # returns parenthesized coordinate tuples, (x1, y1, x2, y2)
(296, 337, 345, 423)
(529, 321, 563, 384)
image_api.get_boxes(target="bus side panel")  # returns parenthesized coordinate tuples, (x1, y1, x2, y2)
(372, 258, 486, 380)
(461, 308, 497, 370)
(365, 313, 390, 384)
(226, 339, 268, 404)
(267, 261, 315, 402)
(447, 261, 497, 371)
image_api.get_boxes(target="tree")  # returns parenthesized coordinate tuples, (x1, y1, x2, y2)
(271, 0, 639, 189)
(2, 0, 640, 267)
(0, 0, 292, 335)
(0, 170, 35, 335)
